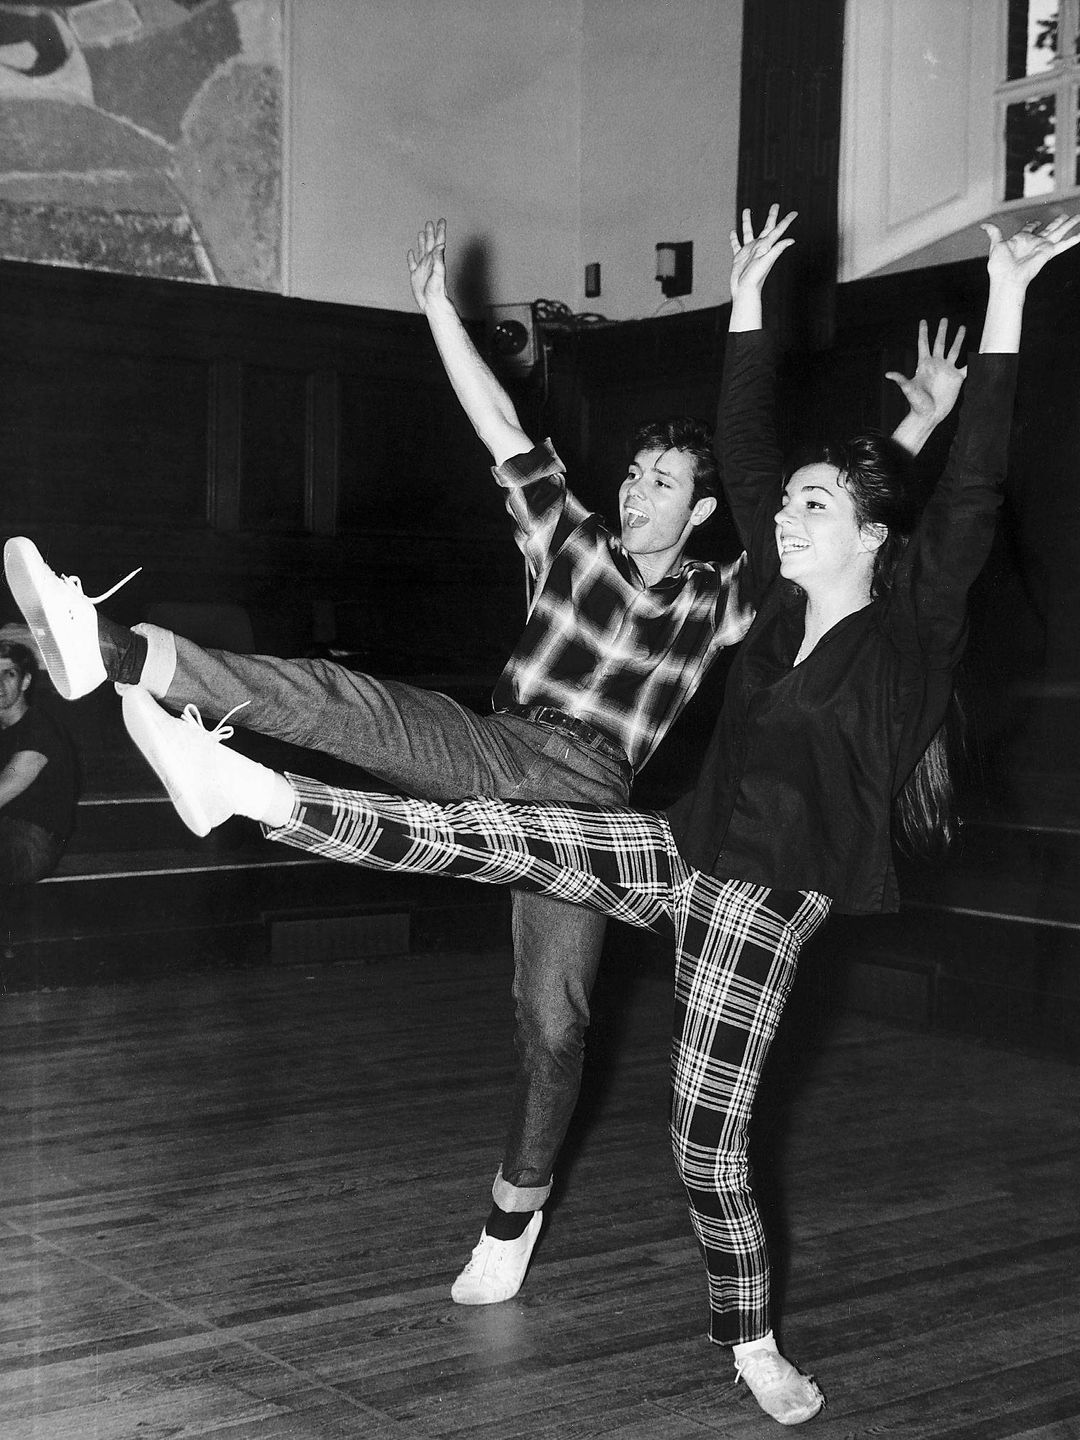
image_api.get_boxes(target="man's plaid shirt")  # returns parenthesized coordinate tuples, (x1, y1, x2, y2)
(490, 441, 752, 771)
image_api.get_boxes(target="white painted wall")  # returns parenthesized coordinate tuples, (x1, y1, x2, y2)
(580, 0, 743, 319)
(286, 0, 581, 316)
(285, 0, 741, 319)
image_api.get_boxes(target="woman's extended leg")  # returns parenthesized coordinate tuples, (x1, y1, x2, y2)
(270, 774, 679, 935)
(118, 678, 681, 930)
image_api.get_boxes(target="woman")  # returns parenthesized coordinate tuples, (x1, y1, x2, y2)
(115, 209, 1076, 1426)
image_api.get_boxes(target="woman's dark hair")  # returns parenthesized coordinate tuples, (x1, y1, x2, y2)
(629, 416, 719, 506)
(806, 431, 961, 856)
(0, 640, 37, 698)
(815, 431, 920, 599)
(892, 699, 965, 857)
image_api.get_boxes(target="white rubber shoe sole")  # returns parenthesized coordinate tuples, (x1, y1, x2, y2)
(4, 537, 107, 700)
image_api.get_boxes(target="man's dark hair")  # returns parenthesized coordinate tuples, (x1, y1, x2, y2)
(0, 640, 37, 699)
(629, 416, 719, 505)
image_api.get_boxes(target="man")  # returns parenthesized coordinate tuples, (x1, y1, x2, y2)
(0, 640, 77, 886)
(3, 216, 959, 1306)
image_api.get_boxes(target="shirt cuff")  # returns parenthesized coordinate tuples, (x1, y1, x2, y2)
(492, 437, 565, 489)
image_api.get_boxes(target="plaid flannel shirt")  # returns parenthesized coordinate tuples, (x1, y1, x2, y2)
(490, 441, 752, 770)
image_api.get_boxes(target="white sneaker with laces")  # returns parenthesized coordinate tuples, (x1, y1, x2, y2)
(450, 1210, 543, 1305)
(734, 1348, 824, 1425)
(120, 685, 254, 837)
(4, 537, 140, 700)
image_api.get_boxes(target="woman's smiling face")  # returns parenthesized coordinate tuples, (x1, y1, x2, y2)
(774, 462, 880, 591)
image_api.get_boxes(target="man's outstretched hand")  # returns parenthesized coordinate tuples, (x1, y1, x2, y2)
(407, 217, 448, 313)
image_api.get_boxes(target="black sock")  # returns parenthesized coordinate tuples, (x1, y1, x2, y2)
(97, 615, 148, 686)
(485, 1203, 534, 1241)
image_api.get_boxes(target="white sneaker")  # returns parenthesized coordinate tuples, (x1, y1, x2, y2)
(450, 1210, 543, 1305)
(4, 537, 139, 700)
(120, 685, 252, 837)
(734, 1348, 824, 1425)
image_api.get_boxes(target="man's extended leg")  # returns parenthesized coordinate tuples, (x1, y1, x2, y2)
(3, 536, 561, 800)
(138, 629, 529, 799)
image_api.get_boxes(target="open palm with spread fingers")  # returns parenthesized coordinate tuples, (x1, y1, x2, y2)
(886, 318, 968, 428)
(407, 217, 448, 313)
(729, 203, 798, 297)
(982, 213, 1080, 287)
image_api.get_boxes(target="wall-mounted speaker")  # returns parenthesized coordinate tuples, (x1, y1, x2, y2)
(485, 302, 539, 375)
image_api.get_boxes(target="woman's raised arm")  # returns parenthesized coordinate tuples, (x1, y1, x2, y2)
(716, 206, 797, 568)
(979, 213, 1080, 352)
(893, 214, 1080, 662)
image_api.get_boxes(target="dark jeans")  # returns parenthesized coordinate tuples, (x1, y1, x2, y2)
(0, 816, 65, 885)
(145, 630, 632, 1209)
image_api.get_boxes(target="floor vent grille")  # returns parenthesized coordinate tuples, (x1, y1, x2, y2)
(270, 911, 411, 965)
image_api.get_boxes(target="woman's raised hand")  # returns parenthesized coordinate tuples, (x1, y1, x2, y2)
(729, 204, 798, 297)
(979, 213, 1080, 351)
(982, 213, 1080, 289)
(885, 318, 967, 427)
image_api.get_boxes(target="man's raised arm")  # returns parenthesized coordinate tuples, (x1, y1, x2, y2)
(407, 218, 532, 468)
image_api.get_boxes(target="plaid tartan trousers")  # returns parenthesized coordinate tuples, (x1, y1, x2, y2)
(269, 777, 831, 1346)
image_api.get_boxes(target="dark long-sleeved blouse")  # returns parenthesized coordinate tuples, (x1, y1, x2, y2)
(667, 330, 1017, 914)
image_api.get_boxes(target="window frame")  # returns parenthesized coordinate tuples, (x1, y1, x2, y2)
(996, 0, 1080, 206)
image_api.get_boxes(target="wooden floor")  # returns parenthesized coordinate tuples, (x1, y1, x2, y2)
(2, 945, 1078, 1439)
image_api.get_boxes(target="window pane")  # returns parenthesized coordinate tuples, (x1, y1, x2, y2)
(1007, 0, 1060, 80)
(1004, 93, 1056, 198)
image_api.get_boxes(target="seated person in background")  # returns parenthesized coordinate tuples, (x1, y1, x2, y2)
(0, 640, 78, 885)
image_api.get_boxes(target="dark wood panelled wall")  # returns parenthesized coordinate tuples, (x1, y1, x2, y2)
(3, 248, 1080, 735)
(0, 259, 524, 677)
(737, 0, 845, 350)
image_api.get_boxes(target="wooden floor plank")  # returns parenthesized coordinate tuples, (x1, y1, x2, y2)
(1, 949, 1077, 1438)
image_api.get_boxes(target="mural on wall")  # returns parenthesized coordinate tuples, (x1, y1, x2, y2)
(0, 0, 282, 289)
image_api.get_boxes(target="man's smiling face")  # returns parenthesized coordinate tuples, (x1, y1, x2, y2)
(618, 446, 711, 561)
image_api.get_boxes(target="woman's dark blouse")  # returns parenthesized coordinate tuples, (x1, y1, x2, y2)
(667, 330, 1017, 914)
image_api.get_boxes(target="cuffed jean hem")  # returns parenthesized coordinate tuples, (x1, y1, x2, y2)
(131, 623, 177, 698)
(492, 1165, 551, 1213)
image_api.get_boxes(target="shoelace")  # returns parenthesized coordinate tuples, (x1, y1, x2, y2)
(734, 1350, 789, 1387)
(60, 566, 143, 606)
(178, 700, 250, 743)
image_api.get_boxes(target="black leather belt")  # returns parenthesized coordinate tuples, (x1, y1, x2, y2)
(499, 703, 631, 772)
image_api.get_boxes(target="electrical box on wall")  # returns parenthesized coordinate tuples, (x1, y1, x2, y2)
(655, 241, 693, 298)
(485, 303, 538, 375)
